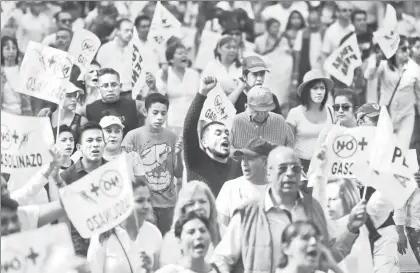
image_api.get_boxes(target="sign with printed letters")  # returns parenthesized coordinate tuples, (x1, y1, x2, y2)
(1, 224, 74, 273)
(59, 154, 134, 238)
(131, 27, 145, 97)
(18, 41, 74, 104)
(199, 84, 237, 129)
(67, 29, 101, 80)
(1, 111, 54, 173)
(324, 33, 363, 86)
(373, 4, 400, 59)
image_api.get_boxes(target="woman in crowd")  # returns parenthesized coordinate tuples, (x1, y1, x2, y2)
(287, 70, 334, 173)
(365, 35, 420, 149)
(284, 10, 306, 49)
(201, 35, 242, 95)
(87, 181, 162, 273)
(276, 221, 343, 273)
(78, 61, 102, 109)
(156, 42, 200, 134)
(99, 115, 146, 185)
(160, 181, 221, 267)
(156, 212, 219, 273)
(48, 81, 87, 139)
(1, 36, 32, 116)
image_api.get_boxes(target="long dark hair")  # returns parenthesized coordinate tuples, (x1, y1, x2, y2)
(300, 80, 329, 110)
(387, 35, 409, 71)
(285, 10, 306, 31)
(213, 35, 241, 68)
(1, 36, 20, 66)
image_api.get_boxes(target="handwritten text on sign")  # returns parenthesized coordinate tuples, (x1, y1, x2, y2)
(18, 41, 74, 104)
(325, 126, 376, 178)
(1, 224, 74, 273)
(59, 154, 134, 238)
(1, 111, 54, 173)
(200, 85, 236, 129)
(68, 29, 100, 79)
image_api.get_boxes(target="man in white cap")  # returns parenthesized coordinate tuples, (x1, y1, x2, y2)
(231, 86, 294, 149)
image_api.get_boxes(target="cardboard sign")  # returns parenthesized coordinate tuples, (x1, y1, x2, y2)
(18, 41, 74, 104)
(1, 224, 74, 273)
(324, 125, 376, 179)
(59, 154, 134, 238)
(67, 29, 101, 81)
(147, 2, 182, 50)
(1, 111, 54, 173)
(324, 33, 363, 86)
(131, 27, 145, 97)
(373, 4, 399, 59)
(199, 84, 237, 129)
(194, 30, 221, 71)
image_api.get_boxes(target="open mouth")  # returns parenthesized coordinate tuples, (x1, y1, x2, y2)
(193, 243, 205, 251)
(65, 147, 73, 152)
(221, 140, 229, 148)
(306, 249, 318, 259)
(91, 150, 100, 155)
(181, 57, 188, 64)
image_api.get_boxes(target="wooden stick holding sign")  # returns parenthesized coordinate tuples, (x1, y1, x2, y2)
(361, 185, 368, 200)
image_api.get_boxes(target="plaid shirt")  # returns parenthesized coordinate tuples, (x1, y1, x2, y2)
(231, 112, 295, 149)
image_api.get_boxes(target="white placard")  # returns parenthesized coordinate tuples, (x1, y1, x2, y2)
(194, 30, 221, 71)
(59, 154, 134, 238)
(373, 4, 400, 59)
(1, 111, 54, 173)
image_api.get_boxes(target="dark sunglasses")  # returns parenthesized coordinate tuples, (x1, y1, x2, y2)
(332, 104, 352, 112)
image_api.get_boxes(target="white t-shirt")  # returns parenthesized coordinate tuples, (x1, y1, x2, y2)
(216, 176, 267, 219)
(18, 205, 40, 231)
(201, 60, 242, 95)
(286, 106, 334, 160)
(88, 221, 162, 273)
(322, 21, 355, 55)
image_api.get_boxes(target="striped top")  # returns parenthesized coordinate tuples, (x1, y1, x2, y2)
(231, 112, 295, 149)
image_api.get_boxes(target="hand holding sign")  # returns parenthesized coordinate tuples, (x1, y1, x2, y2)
(347, 200, 367, 233)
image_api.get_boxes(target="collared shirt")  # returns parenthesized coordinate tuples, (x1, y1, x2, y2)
(96, 39, 132, 91)
(231, 111, 294, 149)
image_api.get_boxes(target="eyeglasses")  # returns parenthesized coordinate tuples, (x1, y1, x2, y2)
(99, 82, 119, 89)
(332, 104, 352, 112)
(278, 164, 302, 174)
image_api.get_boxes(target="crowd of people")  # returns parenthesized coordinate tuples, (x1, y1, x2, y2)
(1, 1, 420, 273)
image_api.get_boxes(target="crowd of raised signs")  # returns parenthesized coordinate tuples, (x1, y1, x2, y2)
(1, 1, 420, 273)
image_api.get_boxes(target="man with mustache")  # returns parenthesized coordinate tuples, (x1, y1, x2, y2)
(183, 76, 242, 196)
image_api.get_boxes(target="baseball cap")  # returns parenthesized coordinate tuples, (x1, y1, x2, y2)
(247, 86, 275, 112)
(99, 116, 125, 129)
(233, 138, 277, 158)
(356, 103, 381, 118)
(242, 56, 269, 73)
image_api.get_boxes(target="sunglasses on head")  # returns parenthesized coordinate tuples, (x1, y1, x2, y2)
(332, 104, 352, 112)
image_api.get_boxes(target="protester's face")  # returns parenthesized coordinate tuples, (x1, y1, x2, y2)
(98, 74, 121, 103)
(357, 114, 377, 127)
(80, 129, 105, 162)
(103, 125, 123, 151)
(219, 40, 238, 63)
(290, 12, 303, 30)
(133, 186, 152, 218)
(57, 131, 75, 157)
(118, 21, 134, 44)
(2, 40, 18, 65)
(63, 91, 79, 111)
(247, 107, 269, 123)
(241, 155, 266, 181)
(57, 12, 73, 29)
(136, 19, 151, 40)
(267, 150, 301, 196)
(55, 30, 72, 51)
(245, 71, 266, 87)
(283, 226, 321, 270)
(309, 81, 326, 104)
(183, 189, 211, 219)
(0, 208, 21, 236)
(84, 63, 100, 86)
(268, 22, 280, 37)
(326, 183, 346, 220)
(337, 4, 352, 21)
(308, 12, 320, 31)
(353, 13, 367, 33)
(333, 96, 355, 126)
(179, 219, 211, 259)
(145, 102, 168, 130)
(172, 47, 188, 68)
(202, 124, 230, 159)
(396, 42, 410, 64)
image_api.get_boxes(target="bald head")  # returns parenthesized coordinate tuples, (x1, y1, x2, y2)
(267, 146, 300, 167)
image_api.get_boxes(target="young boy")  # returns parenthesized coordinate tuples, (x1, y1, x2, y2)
(122, 93, 183, 235)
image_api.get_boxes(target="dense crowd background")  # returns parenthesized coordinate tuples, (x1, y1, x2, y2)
(1, 1, 420, 273)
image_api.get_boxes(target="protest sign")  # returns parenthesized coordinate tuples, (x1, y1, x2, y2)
(1, 223, 74, 273)
(131, 27, 145, 97)
(147, 2, 182, 50)
(194, 30, 221, 71)
(67, 29, 101, 81)
(1, 111, 54, 173)
(199, 84, 237, 129)
(59, 154, 134, 238)
(373, 4, 399, 59)
(18, 41, 74, 104)
(324, 125, 376, 178)
(324, 33, 362, 86)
